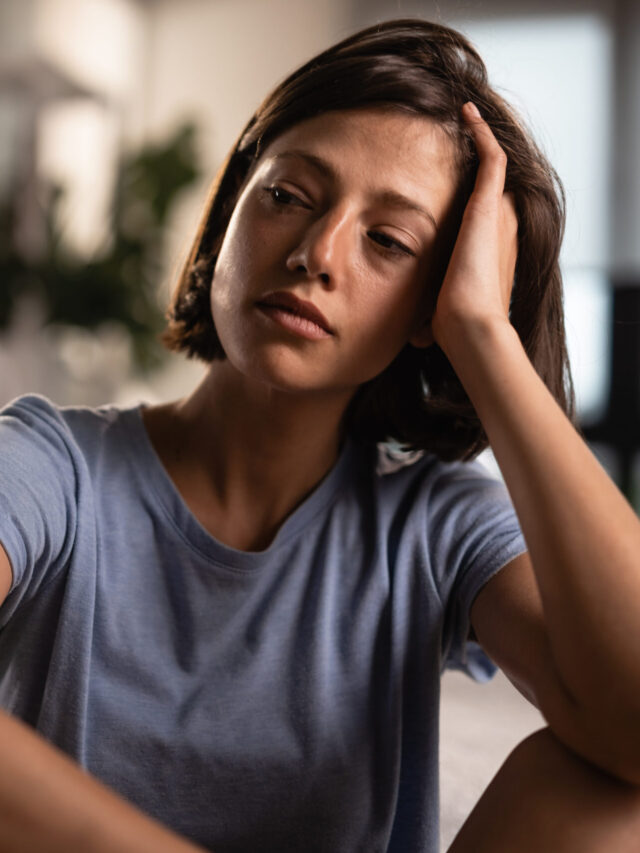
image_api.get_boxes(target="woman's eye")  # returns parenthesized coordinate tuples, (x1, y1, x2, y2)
(367, 230, 415, 257)
(263, 186, 308, 208)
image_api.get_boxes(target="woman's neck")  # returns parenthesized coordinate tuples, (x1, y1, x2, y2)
(142, 362, 354, 551)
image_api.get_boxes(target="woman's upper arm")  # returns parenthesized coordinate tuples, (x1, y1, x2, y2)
(470, 552, 573, 713)
(0, 396, 79, 621)
(473, 549, 640, 784)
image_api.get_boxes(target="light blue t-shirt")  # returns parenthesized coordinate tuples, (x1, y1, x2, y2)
(0, 394, 526, 852)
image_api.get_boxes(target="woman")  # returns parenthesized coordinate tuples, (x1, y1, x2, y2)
(1, 18, 639, 853)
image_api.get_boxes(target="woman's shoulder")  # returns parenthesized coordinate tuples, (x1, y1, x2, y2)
(363, 443, 519, 542)
(0, 393, 144, 463)
(373, 443, 503, 492)
(1, 392, 130, 423)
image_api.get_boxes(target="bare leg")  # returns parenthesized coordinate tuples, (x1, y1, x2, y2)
(447, 728, 640, 852)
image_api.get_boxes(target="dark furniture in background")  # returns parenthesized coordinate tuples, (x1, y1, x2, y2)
(582, 283, 640, 503)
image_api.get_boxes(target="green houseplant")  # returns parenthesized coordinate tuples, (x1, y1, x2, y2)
(0, 122, 201, 373)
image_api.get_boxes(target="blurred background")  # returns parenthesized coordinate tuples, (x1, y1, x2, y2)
(1, 0, 639, 499)
(0, 0, 638, 847)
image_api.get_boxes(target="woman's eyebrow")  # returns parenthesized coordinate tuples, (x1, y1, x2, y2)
(272, 150, 334, 180)
(271, 150, 438, 231)
(376, 190, 438, 231)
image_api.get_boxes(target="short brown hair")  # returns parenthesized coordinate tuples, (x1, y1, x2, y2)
(162, 18, 574, 460)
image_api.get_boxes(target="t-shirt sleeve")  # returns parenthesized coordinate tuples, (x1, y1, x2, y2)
(427, 459, 527, 682)
(0, 395, 78, 628)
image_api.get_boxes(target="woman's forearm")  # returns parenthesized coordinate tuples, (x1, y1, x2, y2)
(0, 709, 206, 853)
(440, 317, 640, 720)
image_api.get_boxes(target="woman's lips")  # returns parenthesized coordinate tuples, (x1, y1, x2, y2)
(256, 291, 334, 340)
(258, 291, 333, 332)
(258, 305, 333, 340)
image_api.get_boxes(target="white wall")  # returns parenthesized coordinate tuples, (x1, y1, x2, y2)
(34, 0, 149, 257)
(0, 0, 149, 259)
(0, 0, 154, 406)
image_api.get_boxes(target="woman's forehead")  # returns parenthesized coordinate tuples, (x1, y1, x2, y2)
(262, 107, 455, 164)
(255, 108, 459, 214)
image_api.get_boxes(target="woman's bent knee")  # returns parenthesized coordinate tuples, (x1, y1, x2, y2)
(448, 727, 640, 853)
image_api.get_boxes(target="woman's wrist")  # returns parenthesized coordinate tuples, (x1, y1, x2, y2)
(434, 311, 519, 371)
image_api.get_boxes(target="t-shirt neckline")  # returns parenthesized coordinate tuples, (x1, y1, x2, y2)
(118, 403, 360, 571)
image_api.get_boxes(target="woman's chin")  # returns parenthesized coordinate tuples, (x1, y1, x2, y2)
(219, 346, 354, 400)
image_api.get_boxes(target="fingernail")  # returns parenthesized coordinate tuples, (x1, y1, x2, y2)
(464, 101, 481, 118)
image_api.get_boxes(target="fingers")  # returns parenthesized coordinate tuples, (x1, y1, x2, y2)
(462, 101, 508, 205)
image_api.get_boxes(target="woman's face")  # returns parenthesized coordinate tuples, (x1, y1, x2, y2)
(210, 107, 459, 399)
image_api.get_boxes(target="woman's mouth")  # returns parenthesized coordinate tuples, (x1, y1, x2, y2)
(256, 303, 333, 340)
(256, 291, 334, 340)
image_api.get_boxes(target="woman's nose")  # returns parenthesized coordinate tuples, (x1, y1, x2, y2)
(285, 210, 350, 287)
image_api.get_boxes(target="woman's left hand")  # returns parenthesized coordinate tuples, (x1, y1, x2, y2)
(431, 102, 519, 357)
